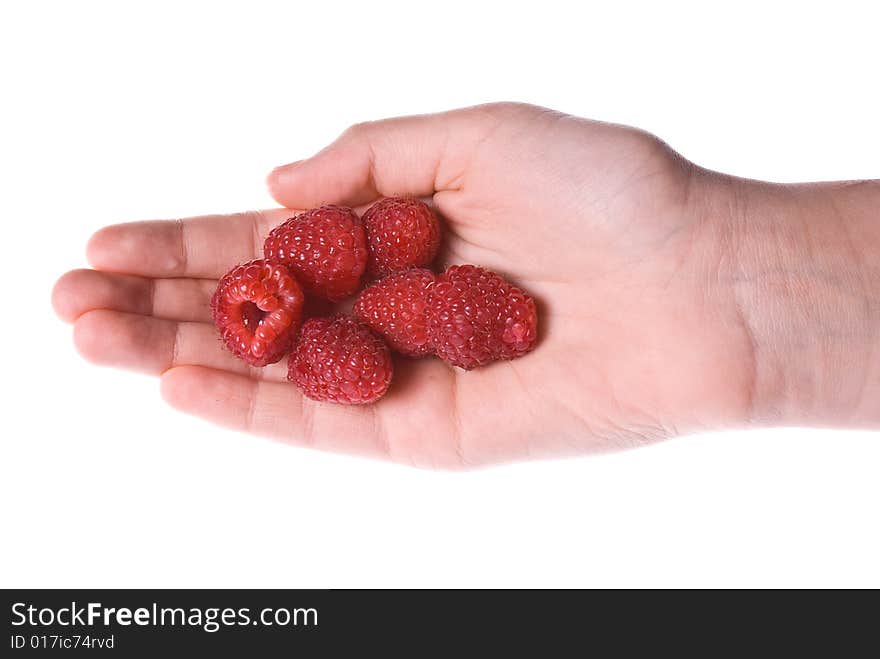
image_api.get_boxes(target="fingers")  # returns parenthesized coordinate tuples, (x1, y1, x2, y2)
(160, 366, 388, 459)
(72, 310, 289, 382)
(266, 104, 509, 208)
(86, 209, 295, 279)
(160, 361, 468, 468)
(71, 309, 470, 466)
(52, 269, 216, 324)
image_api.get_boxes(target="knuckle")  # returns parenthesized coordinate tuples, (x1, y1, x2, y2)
(342, 120, 374, 141)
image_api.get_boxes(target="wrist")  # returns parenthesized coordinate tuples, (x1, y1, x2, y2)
(696, 172, 880, 427)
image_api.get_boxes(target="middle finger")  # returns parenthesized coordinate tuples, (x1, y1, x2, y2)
(53, 269, 216, 324)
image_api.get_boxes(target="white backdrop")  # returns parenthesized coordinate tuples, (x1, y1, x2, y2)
(2, 0, 878, 588)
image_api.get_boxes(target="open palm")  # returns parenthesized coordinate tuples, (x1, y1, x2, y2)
(53, 103, 752, 468)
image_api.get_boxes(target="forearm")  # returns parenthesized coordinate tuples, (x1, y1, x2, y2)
(699, 172, 880, 427)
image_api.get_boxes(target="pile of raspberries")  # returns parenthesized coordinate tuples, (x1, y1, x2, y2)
(211, 198, 539, 404)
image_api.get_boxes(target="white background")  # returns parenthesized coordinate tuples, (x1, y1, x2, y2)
(2, 0, 878, 588)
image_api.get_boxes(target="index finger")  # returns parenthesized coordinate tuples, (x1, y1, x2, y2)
(86, 208, 297, 279)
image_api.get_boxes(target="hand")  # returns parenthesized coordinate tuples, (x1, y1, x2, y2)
(51, 103, 822, 467)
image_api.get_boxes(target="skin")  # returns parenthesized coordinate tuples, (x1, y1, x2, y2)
(51, 103, 880, 468)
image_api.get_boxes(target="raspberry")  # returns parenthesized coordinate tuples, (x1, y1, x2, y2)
(288, 316, 393, 404)
(426, 265, 538, 370)
(353, 268, 435, 357)
(362, 197, 441, 277)
(211, 260, 305, 367)
(263, 205, 367, 301)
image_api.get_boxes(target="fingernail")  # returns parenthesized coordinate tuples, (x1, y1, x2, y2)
(267, 161, 302, 193)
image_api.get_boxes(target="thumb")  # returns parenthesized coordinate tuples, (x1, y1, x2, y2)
(266, 104, 508, 209)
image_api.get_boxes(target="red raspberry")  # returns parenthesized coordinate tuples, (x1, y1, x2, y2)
(362, 197, 441, 277)
(288, 316, 393, 404)
(263, 205, 367, 301)
(426, 265, 538, 370)
(353, 268, 435, 357)
(211, 260, 305, 367)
